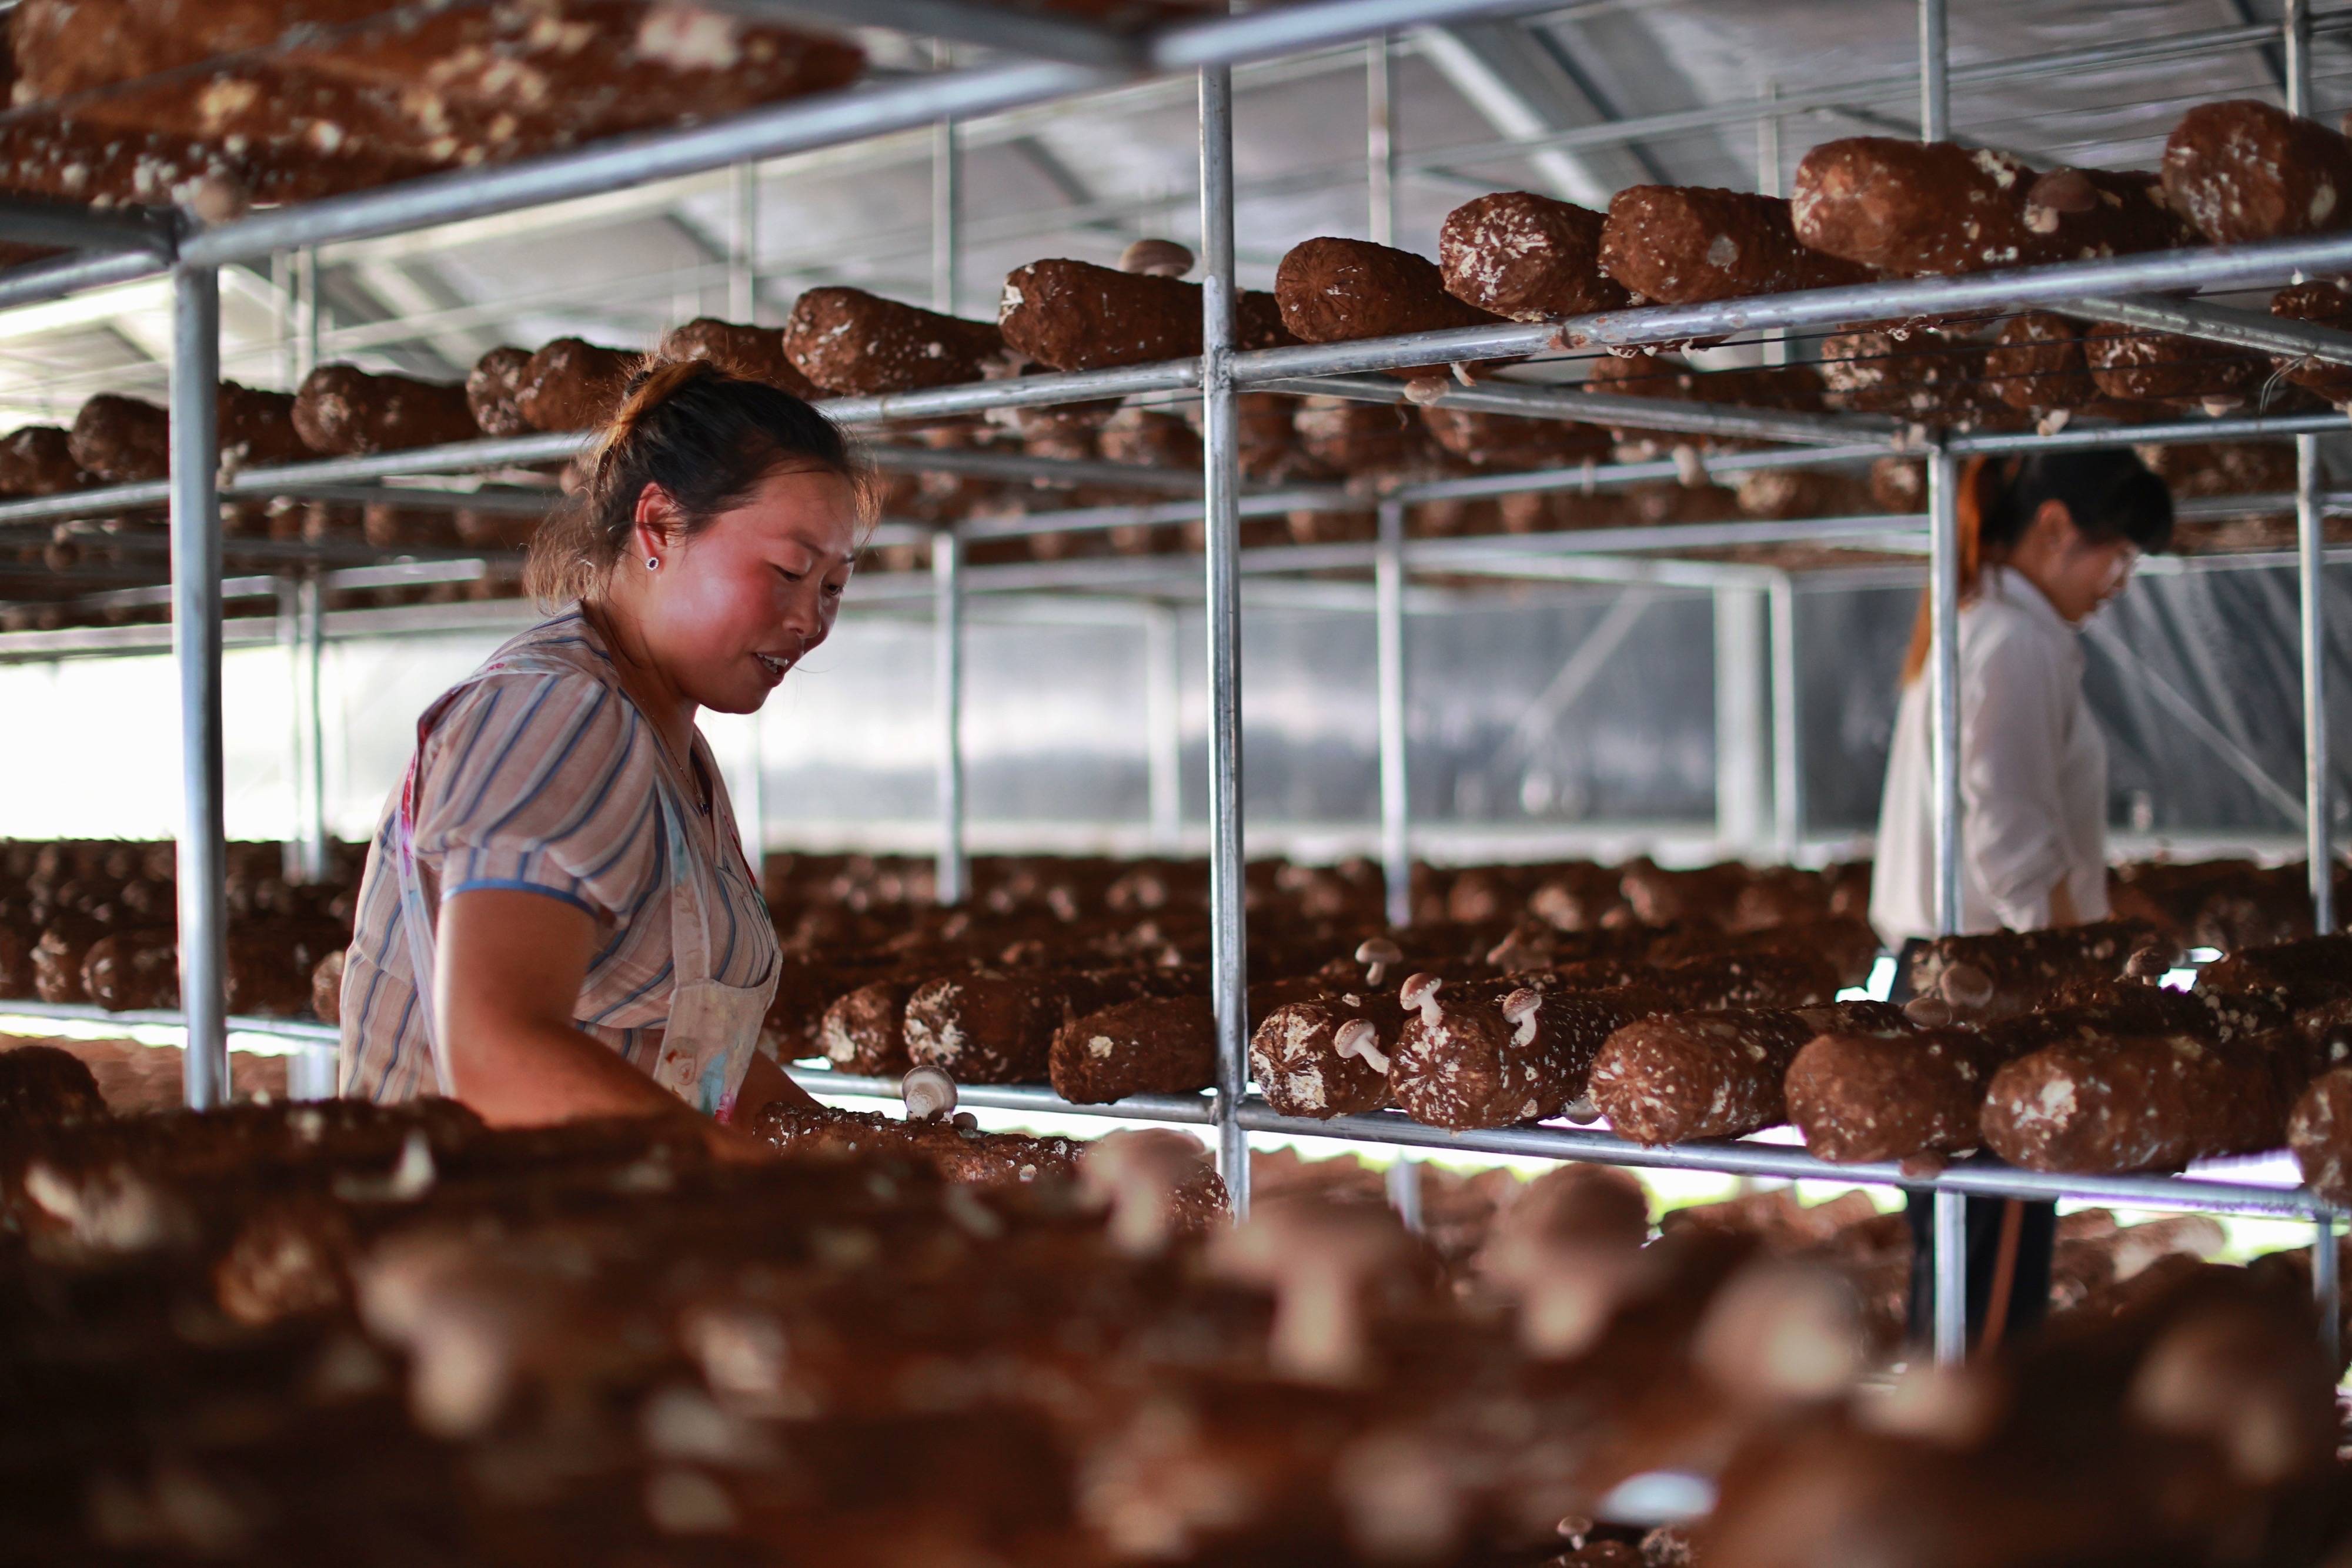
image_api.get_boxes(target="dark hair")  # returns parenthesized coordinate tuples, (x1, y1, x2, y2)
(526, 358, 867, 608)
(1901, 449, 2173, 684)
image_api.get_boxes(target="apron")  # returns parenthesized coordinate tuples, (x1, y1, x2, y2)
(389, 657, 777, 1120)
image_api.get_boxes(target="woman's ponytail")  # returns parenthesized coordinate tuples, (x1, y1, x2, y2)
(1899, 456, 2005, 687)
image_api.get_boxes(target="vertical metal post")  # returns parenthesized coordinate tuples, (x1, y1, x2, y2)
(1201, 66, 1250, 1216)
(1386, 1156, 1424, 1233)
(736, 716, 768, 872)
(1918, 0, 1949, 142)
(2287, 0, 2315, 118)
(172, 266, 228, 1112)
(1769, 573, 1803, 861)
(931, 44, 961, 318)
(933, 530, 967, 908)
(1927, 444, 1967, 1362)
(2300, 433, 2335, 932)
(1757, 83, 1788, 369)
(1933, 1184, 1969, 1364)
(1928, 450, 1965, 938)
(293, 248, 319, 380)
(2316, 1209, 2340, 1365)
(729, 162, 760, 322)
(1375, 500, 1411, 928)
(278, 576, 328, 884)
(1144, 603, 1184, 848)
(1714, 586, 1769, 854)
(1366, 35, 1396, 247)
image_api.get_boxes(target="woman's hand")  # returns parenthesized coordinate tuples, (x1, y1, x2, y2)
(729, 1048, 823, 1128)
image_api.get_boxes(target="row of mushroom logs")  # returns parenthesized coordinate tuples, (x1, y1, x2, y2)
(2, 1022, 2344, 1567)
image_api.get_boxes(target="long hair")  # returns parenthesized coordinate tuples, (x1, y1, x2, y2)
(1899, 449, 2173, 685)
(525, 358, 870, 609)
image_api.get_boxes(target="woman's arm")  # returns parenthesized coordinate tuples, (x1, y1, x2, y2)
(436, 887, 705, 1124)
(730, 1048, 824, 1125)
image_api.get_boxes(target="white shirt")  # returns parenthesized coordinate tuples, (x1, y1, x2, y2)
(1871, 566, 2110, 945)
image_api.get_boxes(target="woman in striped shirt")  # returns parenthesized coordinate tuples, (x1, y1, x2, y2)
(338, 360, 861, 1153)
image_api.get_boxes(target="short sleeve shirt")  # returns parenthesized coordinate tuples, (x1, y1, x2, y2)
(338, 608, 779, 1101)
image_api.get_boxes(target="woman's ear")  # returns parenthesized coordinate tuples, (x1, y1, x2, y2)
(2027, 496, 2076, 550)
(631, 482, 681, 562)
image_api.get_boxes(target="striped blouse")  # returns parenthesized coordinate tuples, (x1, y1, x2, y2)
(338, 608, 779, 1102)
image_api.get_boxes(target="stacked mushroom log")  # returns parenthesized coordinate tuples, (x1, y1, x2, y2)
(0, 2, 863, 212)
(22, 87, 2352, 631)
(7, 1049, 2341, 1567)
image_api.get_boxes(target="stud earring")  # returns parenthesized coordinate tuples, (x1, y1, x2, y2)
(646, 556, 659, 570)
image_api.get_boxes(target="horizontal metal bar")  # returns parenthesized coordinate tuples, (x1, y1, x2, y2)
(255, 482, 557, 515)
(1390, 440, 1895, 503)
(2070, 295, 2352, 367)
(1262, 373, 1899, 449)
(0, 195, 177, 257)
(1231, 233, 2352, 378)
(1152, 0, 1569, 69)
(179, 60, 1118, 268)
(714, 0, 1144, 68)
(1232, 1105, 2337, 1216)
(818, 361, 1199, 423)
(0, 244, 164, 313)
(776, 1065, 2338, 1218)
(870, 442, 1204, 492)
(0, 997, 336, 1046)
(1949, 406, 2348, 454)
(786, 1066, 1219, 1124)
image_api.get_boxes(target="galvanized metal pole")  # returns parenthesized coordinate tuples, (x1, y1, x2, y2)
(2316, 1209, 2341, 1366)
(294, 248, 319, 380)
(933, 530, 967, 907)
(729, 161, 760, 322)
(1376, 499, 1411, 927)
(1769, 572, 1803, 860)
(278, 576, 329, 884)
(1927, 443, 1968, 1362)
(932, 45, 962, 317)
(1386, 1155, 1424, 1233)
(1919, 0, 1949, 141)
(172, 265, 229, 1111)
(737, 716, 769, 874)
(1366, 34, 1396, 247)
(2287, 0, 2315, 118)
(2300, 434, 2336, 932)
(1201, 65, 1250, 1216)
(1714, 586, 1769, 853)
(1143, 604, 1184, 848)
(1758, 82, 1788, 369)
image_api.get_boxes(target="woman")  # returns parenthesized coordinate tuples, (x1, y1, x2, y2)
(1873, 449, 2174, 1348)
(338, 360, 861, 1152)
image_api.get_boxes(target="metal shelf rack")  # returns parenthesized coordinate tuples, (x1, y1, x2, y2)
(1, 0, 2348, 1365)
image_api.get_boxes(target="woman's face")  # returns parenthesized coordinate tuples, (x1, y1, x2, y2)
(630, 465, 861, 715)
(2014, 499, 2141, 624)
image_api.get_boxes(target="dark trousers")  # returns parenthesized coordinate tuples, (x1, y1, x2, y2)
(1887, 939, 2057, 1351)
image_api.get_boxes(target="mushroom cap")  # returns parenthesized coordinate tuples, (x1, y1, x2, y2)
(1333, 1018, 1378, 1059)
(1500, 987, 1543, 1022)
(900, 1064, 958, 1120)
(1937, 961, 1996, 1011)
(1355, 935, 1404, 965)
(2025, 167, 2099, 214)
(2123, 946, 2172, 981)
(1398, 972, 1442, 1008)
(1902, 995, 1956, 1027)
(1118, 237, 1195, 278)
